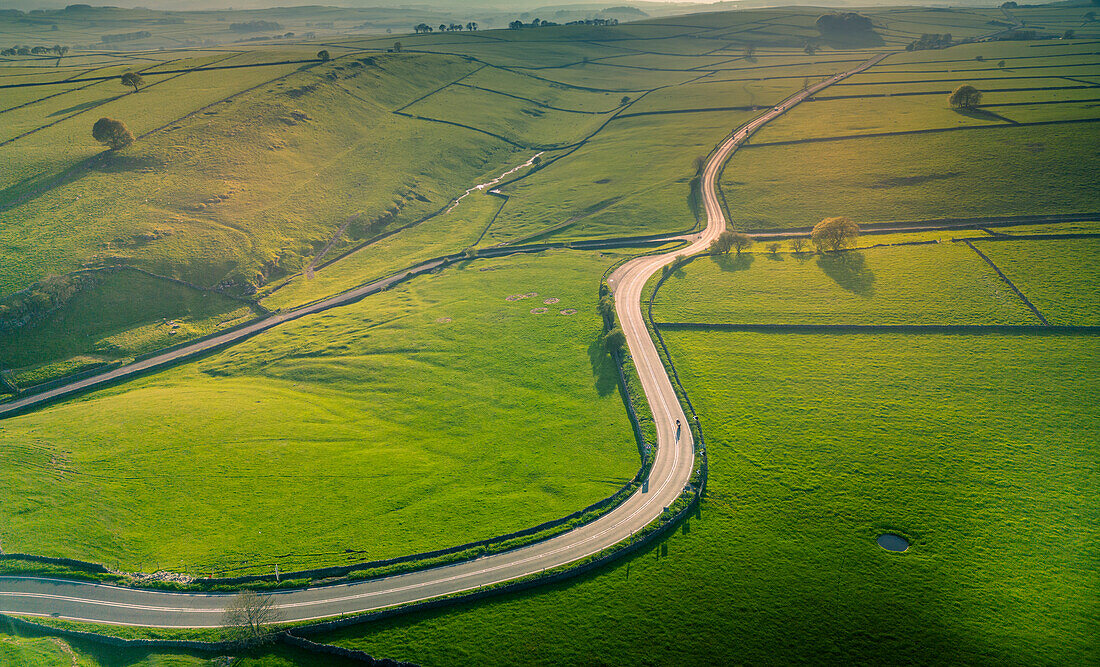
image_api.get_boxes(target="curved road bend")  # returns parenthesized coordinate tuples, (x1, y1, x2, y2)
(0, 53, 889, 627)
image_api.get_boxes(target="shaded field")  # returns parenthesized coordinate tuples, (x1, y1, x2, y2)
(320, 330, 1100, 666)
(651, 244, 1036, 325)
(0, 269, 256, 388)
(722, 123, 1100, 229)
(0, 250, 638, 574)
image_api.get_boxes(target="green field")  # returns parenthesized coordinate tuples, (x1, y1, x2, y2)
(1, 3, 1098, 664)
(317, 329, 1100, 665)
(652, 243, 1037, 325)
(973, 238, 1100, 325)
(724, 123, 1099, 229)
(0, 250, 638, 574)
(0, 268, 258, 389)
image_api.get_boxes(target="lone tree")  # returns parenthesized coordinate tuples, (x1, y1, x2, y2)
(766, 242, 781, 255)
(602, 327, 626, 354)
(91, 117, 134, 149)
(948, 84, 982, 109)
(620, 95, 631, 106)
(222, 590, 281, 647)
(393, 41, 402, 52)
(811, 216, 860, 252)
(789, 237, 808, 253)
(120, 72, 144, 93)
(317, 49, 330, 62)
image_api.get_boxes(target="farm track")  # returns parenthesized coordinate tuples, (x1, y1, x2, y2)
(0, 51, 889, 629)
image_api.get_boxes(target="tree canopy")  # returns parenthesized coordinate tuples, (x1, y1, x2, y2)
(119, 72, 143, 93)
(811, 217, 860, 252)
(91, 117, 134, 150)
(949, 84, 982, 109)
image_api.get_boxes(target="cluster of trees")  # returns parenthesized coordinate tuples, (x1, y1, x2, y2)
(511, 19, 552, 28)
(101, 30, 151, 43)
(949, 84, 982, 109)
(413, 22, 478, 33)
(2, 44, 68, 56)
(906, 33, 953, 50)
(705, 218, 861, 257)
(563, 18, 620, 26)
(230, 20, 282, 33)
(996, 29, 1040, 40)
(815, 12, 874, 34)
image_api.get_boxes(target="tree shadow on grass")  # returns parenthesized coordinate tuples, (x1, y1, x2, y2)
(954, 107, 1017, 124)
(712, 252, 754, 273)
(587, 335, 618, 397)
(0, 149, 156, 213)
(48, 95, 124, 118)
(90, 152, 161, 174)
(817, 251, 875, 297)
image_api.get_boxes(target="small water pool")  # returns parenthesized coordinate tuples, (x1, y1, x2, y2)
(876, 533, 910, 552)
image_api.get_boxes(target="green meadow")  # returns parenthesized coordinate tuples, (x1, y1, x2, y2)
(724, 124, 1099, 229)
(651, 243, 1037, 325)
(974, 238, 1100, 325)
(0, 250, 638, 574)
(319, 330, 1100, 665)
(0, 4, 1097, 664)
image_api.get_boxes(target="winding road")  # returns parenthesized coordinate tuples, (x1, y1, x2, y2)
(0, 53, 888, 628)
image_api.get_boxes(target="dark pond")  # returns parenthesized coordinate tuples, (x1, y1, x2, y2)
(877, 533, 910, 552)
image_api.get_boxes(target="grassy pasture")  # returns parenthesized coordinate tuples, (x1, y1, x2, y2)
(260, 180, 511, 310)
(755, 95, 1008, 143)
(973, 239, 1100, 325)
(651, 243, 1036, 325)
(401, 82, 616, 148)
(830, 76, 1100, 98)
(0, 250, 638, 574)
(321, 330, 1100, 666)
(723, 123, 1100, 229)
(508, 62, 704, 92)
(626, 78, 792, 113)
(459, 67, 626, 113)
(0, 269, 256, 385)
(0, 53, 516, 296)
(0, 52, 308, 197)
(483, 110, 757, 245)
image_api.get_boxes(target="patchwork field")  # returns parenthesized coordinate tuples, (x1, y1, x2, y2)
(651, 242, 1037, 325)
(320, 330, 1100, 665)
(1, 3, 1098, 665)
(0, 250, 638, 574)
(724, 123, 1099, 229)
(973, 237, 1100, 325)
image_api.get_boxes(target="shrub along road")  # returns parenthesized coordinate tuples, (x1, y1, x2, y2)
(0, 53, 887, 628)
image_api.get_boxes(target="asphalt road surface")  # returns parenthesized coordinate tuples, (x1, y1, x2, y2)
(0, 53, 888, 627)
